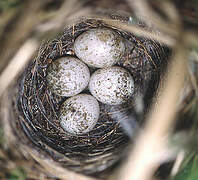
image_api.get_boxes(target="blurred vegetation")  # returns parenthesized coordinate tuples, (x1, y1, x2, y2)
(0, 0, 22, 177)
(0, 126, 4, 146)
(6, 168, 26, 180)
(0, 0, 21, 13)
(0, 125, 26, 179)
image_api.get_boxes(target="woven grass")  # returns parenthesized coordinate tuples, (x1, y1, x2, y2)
(10, 14, 169, 178)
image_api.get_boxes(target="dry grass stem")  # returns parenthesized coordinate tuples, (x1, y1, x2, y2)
(127, 0, 181, 37)
(107, 1, 191, 180)
(156, 1, 180, 24)
(114, 39, 188, 180)
(0, 39, 38, 97)
(170, 150, 185, 177)
(98, 18, 175, 46)
(185, 30, 198, 47)
(36, 0, 91, 33)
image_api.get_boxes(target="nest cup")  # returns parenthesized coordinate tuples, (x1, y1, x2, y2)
(12, 13, 170, 178)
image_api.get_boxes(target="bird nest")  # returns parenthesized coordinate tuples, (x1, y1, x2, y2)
(11, 15, 170, 177)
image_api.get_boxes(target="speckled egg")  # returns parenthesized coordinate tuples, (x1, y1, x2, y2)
(47, 57, 90, 97)
(59, 94, 100, 135)
(73, 28, 125, 68)
(89, 66, 134, 105)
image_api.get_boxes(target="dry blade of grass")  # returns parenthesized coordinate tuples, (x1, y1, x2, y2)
(36, 0, 91, 34)
(127, 0, 181, 37)
(185, 30, 198, 47)
(171, 150, 185, 177)
(0, 39, 38, 97)
(94, 17, 175, 46)
(113, 38, 188, 180)
(107, 1, 195, 179)
(107, 0, 189, 179)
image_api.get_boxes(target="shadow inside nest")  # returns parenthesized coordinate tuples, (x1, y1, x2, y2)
(10, 15, 170, 178)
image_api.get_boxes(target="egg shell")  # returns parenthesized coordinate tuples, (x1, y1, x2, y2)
(74, 28, 125, 68)
(47, 56, 90, 97)
(89, 66, 134, 105)
(59, 94, 100, 135)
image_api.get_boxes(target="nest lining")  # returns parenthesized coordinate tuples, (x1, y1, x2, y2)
(12, 16, 169, 176)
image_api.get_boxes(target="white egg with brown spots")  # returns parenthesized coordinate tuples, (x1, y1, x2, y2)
(89, 66, 134, 105)
(74, 28, 125, 68)
(47, 56, 90, 97)
(59, 94, 100, 135)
